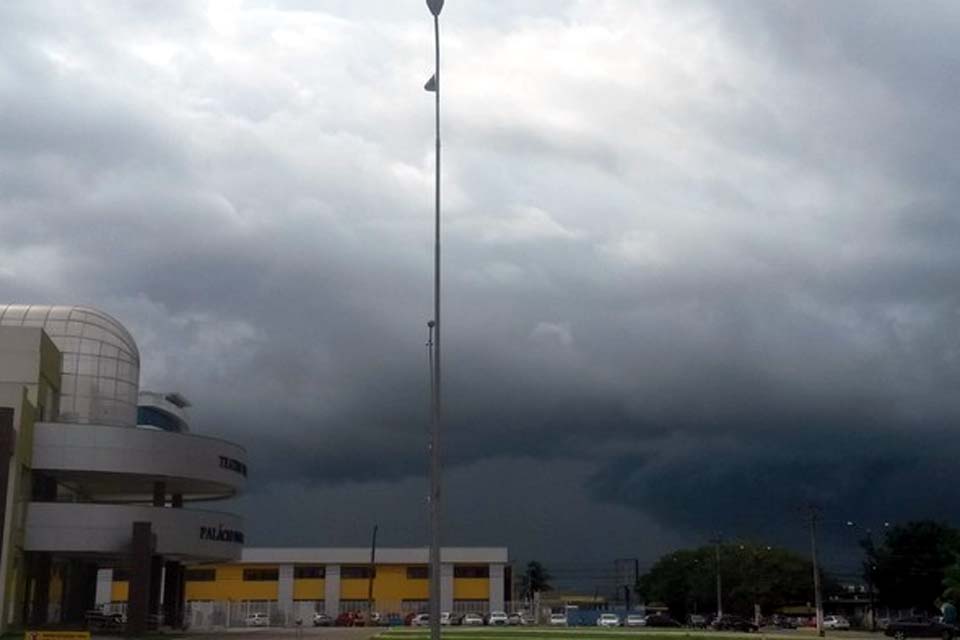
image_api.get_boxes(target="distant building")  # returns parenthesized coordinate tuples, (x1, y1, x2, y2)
(101, 546, 510, 627)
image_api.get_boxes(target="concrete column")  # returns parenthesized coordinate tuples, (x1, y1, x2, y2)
(128, 522, 154, 635)
(278, 564, 294, 626)
(95, 568, 113, 607)
(324, 565, 340, 617)
(28, 552, 52, 626)
(162, 562, 184, 628)
(63, 560, 98, 624)
(488, 564, 505, 613)
(149, 555, 164, 619)
(152, 482, 166, 507)
(440, 563, 454, 613)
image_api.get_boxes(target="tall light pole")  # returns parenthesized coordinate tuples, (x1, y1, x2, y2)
(424, 3, 444, 640)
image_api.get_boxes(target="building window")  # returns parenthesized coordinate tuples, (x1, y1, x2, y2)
(341, 566, 375, 579)
(406, 566, 429, 580)
(454, 565, 489, 579)
(186, 569, 216, 582)
(243, 568, 279, 581)
(294, 566, 325, 579)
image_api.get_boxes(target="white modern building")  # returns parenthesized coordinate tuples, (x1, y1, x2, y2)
(0, 304, 247, 632)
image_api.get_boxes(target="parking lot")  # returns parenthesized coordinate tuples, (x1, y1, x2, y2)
(174, 626, 883, 640)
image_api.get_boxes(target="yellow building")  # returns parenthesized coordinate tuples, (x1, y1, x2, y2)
(100, 547, 509, 627)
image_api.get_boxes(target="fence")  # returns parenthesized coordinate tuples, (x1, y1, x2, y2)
(185, 600, 293, 629)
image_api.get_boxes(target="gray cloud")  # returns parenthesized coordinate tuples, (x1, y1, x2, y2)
(2, 0, 960, 579)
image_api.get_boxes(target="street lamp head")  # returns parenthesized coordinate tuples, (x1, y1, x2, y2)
(427, 320, 436, 328)
(426, 0, 444, 16)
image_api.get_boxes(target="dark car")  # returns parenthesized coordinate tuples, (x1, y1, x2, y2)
(688, 614, 708, 629)
(645, 614, 683, 628)
(335, 612, 358, 627)
(884, 616, 958, 640)
(713, 615, 759, 632)
(313, 612, 333, 627)
(768, 615, 797, 630)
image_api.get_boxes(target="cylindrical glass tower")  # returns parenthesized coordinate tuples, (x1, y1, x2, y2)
(0, 304, 140, 427)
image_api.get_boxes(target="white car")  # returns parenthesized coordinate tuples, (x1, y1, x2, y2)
(625, 614, 647, 627)
(463, 613, 485, 626)
(488, 611, 509, 626)
(550, 613, 569, 626)
(440, 612, 452, 626)
(824, 616, 851, 630)
(597, 613, 621, 627)
(411, 613, 430, 627)
(245, 612, 269, 627)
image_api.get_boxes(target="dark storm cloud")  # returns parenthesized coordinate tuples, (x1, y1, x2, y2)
(2, 0, 960, 567)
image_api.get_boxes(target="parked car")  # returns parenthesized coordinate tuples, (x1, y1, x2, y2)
(768, 615, 797, 629)
(597, 613, 622, 627)
(625, 614, 648, 627)
(336, 612, 359, 627)
(645, 614, 682, 628)
(508, 613, 523, 626)
(884, 616, 959, 640)
(384, 613, 405, 626)
(313, 612, 333, 626)
(245, 612, 269, 627)
(85, 610, 124, 630)
(487, 611, 509, 626)
(411, 613, 430, 627)
(439, 612, 464, 626)
(689, 614, 708, 629)
(713, 615, 759, 632)
(824, 615, 851, 630)
(462, 613, 485, 626)
(550, 613, 569, 626)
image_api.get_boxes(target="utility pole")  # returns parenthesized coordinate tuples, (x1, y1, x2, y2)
(366, 524, 378, 623)
(710, 535, 723, 619)
(808, 506, 824, 638)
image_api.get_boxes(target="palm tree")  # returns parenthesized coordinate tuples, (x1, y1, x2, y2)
(519, 561, 553, 600)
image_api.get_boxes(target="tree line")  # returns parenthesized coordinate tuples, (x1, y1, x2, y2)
(636, 520, 960, 619)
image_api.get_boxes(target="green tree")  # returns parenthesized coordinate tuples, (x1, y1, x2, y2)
(869, 521, 960, 610)
(942, 554, 960, 603)
(519, 561, 552, 599)
(638, 543, 820, 620)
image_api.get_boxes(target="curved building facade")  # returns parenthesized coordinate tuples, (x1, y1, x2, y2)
(0, 305, 247, 633)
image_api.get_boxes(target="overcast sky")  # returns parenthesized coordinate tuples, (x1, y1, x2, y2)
(3, 0, 960, 588)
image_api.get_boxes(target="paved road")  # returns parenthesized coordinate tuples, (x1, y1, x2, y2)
(187, 628, 384, 640)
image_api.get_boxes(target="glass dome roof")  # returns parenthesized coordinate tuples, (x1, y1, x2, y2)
(0, 304, 141, 427)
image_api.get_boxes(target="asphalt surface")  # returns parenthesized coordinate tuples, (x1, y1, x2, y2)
(176, 627, 884, 640)
(186, 628, 384, 640)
